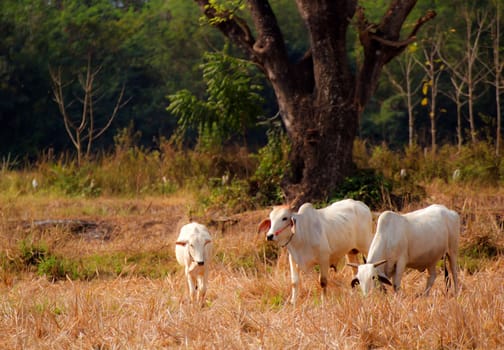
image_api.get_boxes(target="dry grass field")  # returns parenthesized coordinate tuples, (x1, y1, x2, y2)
(0, 184, 503, 349)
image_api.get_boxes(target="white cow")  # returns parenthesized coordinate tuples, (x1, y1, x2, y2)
(349, 204, 460, 296)
(258, 199, 373, 305)
(175, 222, 213, 305)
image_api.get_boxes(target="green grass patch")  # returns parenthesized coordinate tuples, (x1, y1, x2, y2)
(1, 241, 178, 281)
(459, 235, 503, 274)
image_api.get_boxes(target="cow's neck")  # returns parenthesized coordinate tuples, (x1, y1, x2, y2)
(285, 232, 312, 269)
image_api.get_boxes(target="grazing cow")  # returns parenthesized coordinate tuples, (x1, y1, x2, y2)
(175, 222, 213, 305)
(258, 199, 373, 305)
(349, 204, 460, 296)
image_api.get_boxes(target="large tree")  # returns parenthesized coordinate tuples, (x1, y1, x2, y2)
(194, 0, 435, 206)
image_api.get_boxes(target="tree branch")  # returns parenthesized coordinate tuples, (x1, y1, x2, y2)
(194, 0, 256, 58)
(50, 66, 79, 149)
(92, 83, 130, 140)
(354, 3, 436, 111)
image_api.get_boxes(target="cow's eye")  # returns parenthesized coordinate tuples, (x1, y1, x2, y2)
(282, 217, 288, 221)
(372, 276, 376, 280)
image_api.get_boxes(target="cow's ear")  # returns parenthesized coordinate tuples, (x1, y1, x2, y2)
(378, 273, 392, 286)
(257, 219, 271, 234)
(176, 240, 188, 246)
(290, 214, 297, 231)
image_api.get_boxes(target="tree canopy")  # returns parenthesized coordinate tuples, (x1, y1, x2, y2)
(0, 0, 502, 178)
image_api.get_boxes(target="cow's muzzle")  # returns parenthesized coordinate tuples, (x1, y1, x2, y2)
(266, 234, 274, 241)
(197, 261, 204, 266)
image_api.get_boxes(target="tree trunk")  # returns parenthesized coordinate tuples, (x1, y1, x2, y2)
(194, 0, 434, 206)
(456, 99, 463, 151)
(281, 93, 357, 204)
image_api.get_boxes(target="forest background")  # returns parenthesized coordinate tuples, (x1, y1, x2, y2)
(0, 0, 503, 206)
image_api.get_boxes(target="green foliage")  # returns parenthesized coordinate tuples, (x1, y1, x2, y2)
(49, 164, 101, 197)
(459, 235, 503, 274)
(330, 169, 392, 210)
(19, 239, 48, 267)
(206, 178, 251, 213)
(0, 0, 215, 160)
(95, 124, 172, 196)
(200, 128, 291, 212)
(17, 239, 80, 280)
(250, 130, 290, 206)
(37, 255, 80, 281)
(203, 0, 246, 25)
(368, 143, 402, 179)
(451, 143, 502, 185)
(461, 235, 502, 260)
(167, 48, 264, 150)
(8, 238, 177, 280)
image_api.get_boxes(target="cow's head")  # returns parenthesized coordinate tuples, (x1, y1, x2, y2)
(348, 260, 392, 296)
(176, 234, 212, 266)
(257, 205, 294, 245)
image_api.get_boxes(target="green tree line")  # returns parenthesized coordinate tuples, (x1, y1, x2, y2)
(0, 0, 502, 162)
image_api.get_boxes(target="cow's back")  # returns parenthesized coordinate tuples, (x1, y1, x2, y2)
(370, 211, 408, 264)
(318, 199, 373, 254)
(402, 205, 454, 268)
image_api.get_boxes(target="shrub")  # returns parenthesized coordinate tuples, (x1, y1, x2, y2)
(249, 130, 290, 206)
(368, 143, 401, 179)
(19, 239, 48, 267)
(459, 235, 503, 274)
(452, 143, 501, 185)
(330, 169, 392, 210)
(37, 255, 76, 281)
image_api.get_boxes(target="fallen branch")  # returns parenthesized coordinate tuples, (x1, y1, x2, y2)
(22, 219, 112, 240)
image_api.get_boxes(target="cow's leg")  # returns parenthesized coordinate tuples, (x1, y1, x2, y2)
(447, 252, 458, 294)
(392, 261, 406, 293)
(319, 256, 330, 304)
(424, 265, 437, 295)
(197, 273, 207, 306)
(289, 254, 300, 306)
(186, 270, 197, 303)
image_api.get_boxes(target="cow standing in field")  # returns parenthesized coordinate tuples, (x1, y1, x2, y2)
(258, 199, 373, 305)
(175, 222, 213, 306)
(348, 204, 460, 296)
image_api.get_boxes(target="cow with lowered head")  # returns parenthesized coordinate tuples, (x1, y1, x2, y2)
(348, 204, 460, 296)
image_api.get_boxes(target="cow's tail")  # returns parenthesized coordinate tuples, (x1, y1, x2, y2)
(444, 254, 451, 291)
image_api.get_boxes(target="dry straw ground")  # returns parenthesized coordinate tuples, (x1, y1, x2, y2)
(0, 184, 503, 349)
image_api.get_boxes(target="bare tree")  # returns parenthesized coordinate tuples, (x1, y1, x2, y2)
(383, 47, 422, 147)
(439, 57, 468, 151)
(50, 54, 129, 166)
(486, 0, 504, 156)
(193, 0, 435, 205)
(441, 5, 490, 145)
(415, 32, 445, 154)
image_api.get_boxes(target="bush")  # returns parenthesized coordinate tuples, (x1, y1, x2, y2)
(19, 239, 48, 267)
(37, 255, 78, 281)
(249, 130, 290, 206)
(329, 169, 392, 210)
(451, 143, 501, 185)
